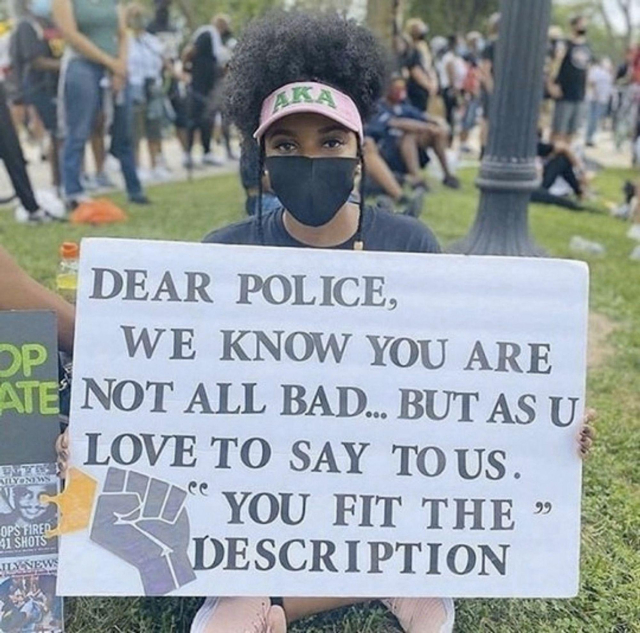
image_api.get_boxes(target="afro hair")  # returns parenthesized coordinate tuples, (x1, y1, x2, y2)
(224, 10, 390, 141)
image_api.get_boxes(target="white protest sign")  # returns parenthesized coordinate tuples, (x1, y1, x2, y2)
(58, 237, 588, 598)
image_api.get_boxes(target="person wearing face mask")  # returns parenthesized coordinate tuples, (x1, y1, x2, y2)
(10, 0, 64, 189)
(402, 18, 438, 114)
(189, 18, 597, 632)
(198, 12, 450, 631)
(550, 14, 592, 144)
(204, 15, 443, 256)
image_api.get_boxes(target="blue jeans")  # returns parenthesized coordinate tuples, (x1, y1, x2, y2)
(62, 58, 142, 198)
(461, 97, 480, 133)
(586, 101, 607, 144)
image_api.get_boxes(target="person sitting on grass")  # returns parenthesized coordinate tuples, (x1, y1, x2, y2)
(191, 10, 596, 633)
(361, 136, 426, 218)
(198, 10, 449, 633)
(366, 76, 461, 192)
(530, 133, 599, 212)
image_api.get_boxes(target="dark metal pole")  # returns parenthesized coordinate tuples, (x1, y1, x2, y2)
(453, 0, 552, 256)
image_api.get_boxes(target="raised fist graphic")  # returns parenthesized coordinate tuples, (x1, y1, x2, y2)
(90, 468, 196, 595)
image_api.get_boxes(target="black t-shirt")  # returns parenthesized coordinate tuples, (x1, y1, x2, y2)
(480, 40, 496, 107)
(203, 206, 441, 254)
(481, 40, 495, 67)
(191, 30, 216, 94)
(10, 19, 60, 98)
(555, 40, 591, 102)
(537, 141, 554, 159)
(403, 47, 430, 112)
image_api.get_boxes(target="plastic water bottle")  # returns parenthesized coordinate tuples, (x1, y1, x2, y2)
(56, 242, 79, 304)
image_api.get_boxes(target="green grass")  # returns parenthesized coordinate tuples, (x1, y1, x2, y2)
(1, 166, 639, 632)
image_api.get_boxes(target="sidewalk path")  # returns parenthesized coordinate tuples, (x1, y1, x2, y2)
(0, 136, 239, 211)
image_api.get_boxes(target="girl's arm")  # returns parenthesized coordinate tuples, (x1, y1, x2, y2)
(410, 65, 437, 96)
(111, 4, 128, 92)
(0, 246, 75, 353)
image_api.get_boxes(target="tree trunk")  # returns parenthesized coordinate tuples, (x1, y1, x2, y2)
(175, 0, 196, 30)
(452, 0, 551, 256)
(367, 0, 402, 48)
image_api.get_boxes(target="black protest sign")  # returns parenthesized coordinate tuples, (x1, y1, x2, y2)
(0, 312, 59, 466)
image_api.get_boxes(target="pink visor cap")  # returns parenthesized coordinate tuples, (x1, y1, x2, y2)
(254, 81, 364, 142)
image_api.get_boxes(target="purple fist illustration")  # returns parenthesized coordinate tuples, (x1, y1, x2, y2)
(90, 468, 196, 595)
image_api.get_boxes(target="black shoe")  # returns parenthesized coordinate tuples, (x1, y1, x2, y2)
(129, 193, 151, 205)
(65, 195, 92, 213)
(442, 174, 461, 190)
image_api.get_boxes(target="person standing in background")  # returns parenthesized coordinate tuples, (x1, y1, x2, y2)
(542, 26, 566, 133)
(439, 35, 466, 146)
(126, 2, 169, 181)
(0, 77, 60, 222)
(478, 12, 500, 157)
(459, 31, 482, 154)
(402, 18, 438, 114)
(10, 0, 64, 189)
(550, 14, 591, 144)
(211, 14, 237, 161)
(585, 57, 613, 147)
(52, 0, 149, 208)
(182, 15, 230, 168)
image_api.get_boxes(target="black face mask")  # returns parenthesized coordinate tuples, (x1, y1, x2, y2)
(265, 156, 358, 227)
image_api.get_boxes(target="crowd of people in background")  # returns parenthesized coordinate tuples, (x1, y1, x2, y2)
(0, 1, 639, 227)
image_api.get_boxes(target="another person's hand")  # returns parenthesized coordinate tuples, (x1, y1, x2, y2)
(56, 428, 70, 479)
(111, 73, 126, 94)
(578, 408, 597, 459)
(549, 83, 563, 99)
(109, 57, 127, 79)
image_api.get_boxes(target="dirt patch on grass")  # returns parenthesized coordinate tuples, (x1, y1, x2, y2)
(588, 312, 616, 369)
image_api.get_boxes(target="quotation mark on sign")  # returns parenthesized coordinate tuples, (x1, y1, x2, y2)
(188, 481, 209, 496)
(534, 502, 553, 515)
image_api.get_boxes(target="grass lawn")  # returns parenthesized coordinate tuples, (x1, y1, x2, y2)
(1, 166, 639, 633)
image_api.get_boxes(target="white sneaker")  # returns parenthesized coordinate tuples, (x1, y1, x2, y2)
(627, 224, 640, 242)
(202, 152, 224, 167)
(81, 173, 98, 191)
(35, 189, 66, 219)
(382, 597, 455, 633)
(190, 597, 286, 633)
(104, 154, 120, 174)
(15, 206, 64, 224)
(152, 166, 172, 182)
(156, 155, 172, 172)
(138, 168, 153, 183)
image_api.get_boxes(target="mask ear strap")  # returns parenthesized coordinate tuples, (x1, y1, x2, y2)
(354, 139, 365, 251)
(257, 137, 266, 246)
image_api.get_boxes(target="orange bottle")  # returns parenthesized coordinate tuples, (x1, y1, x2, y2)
(56, 242, 79, 304)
